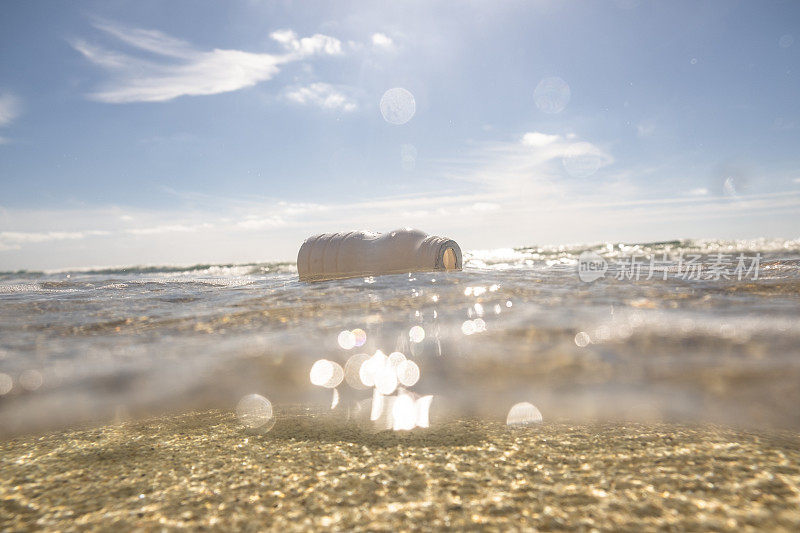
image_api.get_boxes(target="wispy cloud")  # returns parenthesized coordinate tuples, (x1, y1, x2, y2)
(284, 83, 357, 112)
(0, 91, 21, 127)
(73, 21, 343, 103)
(439, 131, 614, 200)
(0, 230, 110, 252)
(689, 187, 709, 196)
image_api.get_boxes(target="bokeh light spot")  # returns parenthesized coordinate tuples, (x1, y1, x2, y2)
(397, 359, 421, 387)
(310, 359, 344, 388)
(338, 330, 356, 350)
(352, 328, 367, 347)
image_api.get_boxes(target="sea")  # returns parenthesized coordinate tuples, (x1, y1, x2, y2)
(1, 238, 800, 437)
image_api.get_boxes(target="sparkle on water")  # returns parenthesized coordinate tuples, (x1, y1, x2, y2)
(506, 402, 543, 425)
(236, 394, 276, 431)
(374, 364, 399, 395)
(380, 87, 416, 125)
(533, 76, 571, 114)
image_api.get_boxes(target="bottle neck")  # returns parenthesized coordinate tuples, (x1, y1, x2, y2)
(420, 236, 462, 271)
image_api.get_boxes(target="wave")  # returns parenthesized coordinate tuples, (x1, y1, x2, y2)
(2, 238, 798, 279)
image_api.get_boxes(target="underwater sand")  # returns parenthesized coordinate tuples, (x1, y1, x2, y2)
(2, 409, 800, 531)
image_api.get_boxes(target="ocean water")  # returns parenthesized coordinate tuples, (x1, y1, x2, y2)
(1, 238, 800, 436)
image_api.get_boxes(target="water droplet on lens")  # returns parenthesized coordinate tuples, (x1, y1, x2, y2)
(534, 76, 571, 114)
(380, 88, 416, 125)
(574, 331, 591, 347)
(562, 142, 607, 178)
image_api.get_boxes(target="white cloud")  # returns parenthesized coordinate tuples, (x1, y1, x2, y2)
(235, 215, 286, 230)
(521, 131, 561, 147)
(285, 83, 357, 112)
(689, 187, 709, 196)
(270, 29, 343, 56)
(74, 21, 343, 103)
(793, 177, 800, 184)
(126, 223, 213, 236)
(371, 33, 394, 49)
(0, 91, 21, 127)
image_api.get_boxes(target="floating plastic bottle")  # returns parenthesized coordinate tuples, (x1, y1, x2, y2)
(297, 228, 462, 281)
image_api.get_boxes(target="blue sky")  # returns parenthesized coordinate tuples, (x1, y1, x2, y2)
(1, 0, 799, 270)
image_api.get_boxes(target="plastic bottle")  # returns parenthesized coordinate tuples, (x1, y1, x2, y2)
(297, 228, 462, 281)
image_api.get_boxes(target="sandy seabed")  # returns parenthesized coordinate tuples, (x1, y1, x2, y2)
(2, 409, 800, 532)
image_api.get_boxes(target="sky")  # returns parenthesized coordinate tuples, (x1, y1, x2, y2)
(0, 0, 799, 270)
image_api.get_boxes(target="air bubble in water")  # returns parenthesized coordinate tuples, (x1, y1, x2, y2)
(236, 394, 276, 432)
(506, 402, 543, 425)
